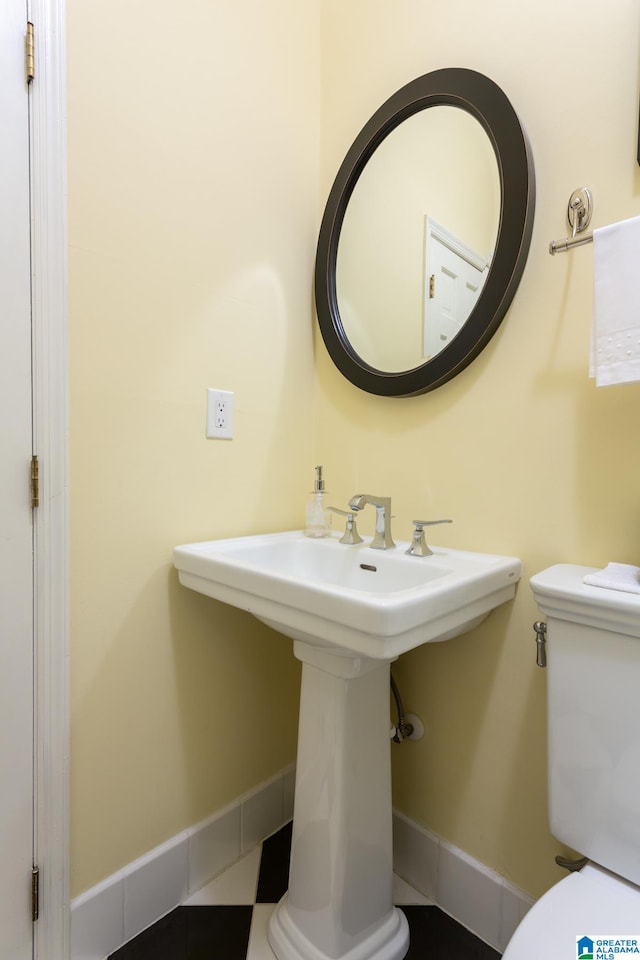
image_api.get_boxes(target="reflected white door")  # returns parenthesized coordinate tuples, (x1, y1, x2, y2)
(423, 217, 489, 358)
(1, 3, 35, 958)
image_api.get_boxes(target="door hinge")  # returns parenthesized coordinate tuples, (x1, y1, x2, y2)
(26, 21, 35, 83)
(31, 455, 40, 508)
(429, 274, 435, 299)
(31, 866, 39, 922)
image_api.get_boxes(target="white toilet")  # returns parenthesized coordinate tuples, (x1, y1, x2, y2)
(503, 564, 640, 959)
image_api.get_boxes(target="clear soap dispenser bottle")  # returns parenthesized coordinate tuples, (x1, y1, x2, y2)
(304, 465, 329, 538)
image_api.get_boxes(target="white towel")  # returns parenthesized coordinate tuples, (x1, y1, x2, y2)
(590, 215, 640, 387)
(583, 562, 640, 595)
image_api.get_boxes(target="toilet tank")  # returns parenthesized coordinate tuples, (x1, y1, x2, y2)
(530, 564, 640, 888)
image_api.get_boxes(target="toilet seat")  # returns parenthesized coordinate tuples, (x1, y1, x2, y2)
(503, 864, 640, 960)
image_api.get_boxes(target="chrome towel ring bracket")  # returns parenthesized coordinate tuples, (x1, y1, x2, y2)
(549, 186, 594, 255)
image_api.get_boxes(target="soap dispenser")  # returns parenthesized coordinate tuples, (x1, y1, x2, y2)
(304, 465, 330, 538)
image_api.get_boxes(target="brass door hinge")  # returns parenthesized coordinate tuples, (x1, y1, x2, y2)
(26, 22, 35, 83)
(31, 455, 39, 508)
(429, 274, 435, 299)
(31, 866, 39, 922)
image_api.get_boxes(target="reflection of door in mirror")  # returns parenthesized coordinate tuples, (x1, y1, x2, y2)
(336, 106, 500, 373)
(423, 217, 490, 358)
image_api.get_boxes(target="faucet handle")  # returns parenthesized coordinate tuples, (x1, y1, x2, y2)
(406, 519, 452, 557)
(412, 519, 453, 528)
(327, 506, 364, 545)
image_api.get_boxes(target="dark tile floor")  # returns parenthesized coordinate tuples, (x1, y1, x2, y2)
(109, 822, 500, 960)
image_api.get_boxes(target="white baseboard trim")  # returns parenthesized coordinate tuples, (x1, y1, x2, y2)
(392, 809, 535, 953)
(70, 770, 534, 960)
(70, 765, 296, 960)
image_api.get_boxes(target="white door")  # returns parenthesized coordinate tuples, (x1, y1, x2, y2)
(423, 217, 489, 358)
(1, 4, 36, 959)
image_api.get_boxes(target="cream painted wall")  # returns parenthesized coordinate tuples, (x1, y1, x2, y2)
(317, 0, 640, 898)
(67, 0, 640, 910)
(67, 0, 320, 896)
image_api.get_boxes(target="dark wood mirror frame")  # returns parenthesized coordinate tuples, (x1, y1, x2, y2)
(314, 68, 535, 397)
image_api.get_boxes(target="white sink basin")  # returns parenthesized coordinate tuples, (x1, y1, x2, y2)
(173, 530, 522, 659)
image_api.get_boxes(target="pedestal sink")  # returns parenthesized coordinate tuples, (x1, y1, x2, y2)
(174, 531, 521, 960)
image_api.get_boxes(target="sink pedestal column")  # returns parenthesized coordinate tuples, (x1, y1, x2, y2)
(268, 640, 409, 960)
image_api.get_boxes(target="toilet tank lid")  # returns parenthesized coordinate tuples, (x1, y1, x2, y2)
(530, 564, 640, 639)
(503, 865, 640, 960)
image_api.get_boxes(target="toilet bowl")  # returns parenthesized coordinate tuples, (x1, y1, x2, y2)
(503, 864, 640, 960)
(503, 564, 640, 959)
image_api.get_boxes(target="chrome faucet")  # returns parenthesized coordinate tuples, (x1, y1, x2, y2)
(348, 494, 395, 550)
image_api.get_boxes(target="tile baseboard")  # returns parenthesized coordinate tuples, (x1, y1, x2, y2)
(392, 809, 535, 953)
(70, 766, 296, 960)
(70, 768, 534, 960)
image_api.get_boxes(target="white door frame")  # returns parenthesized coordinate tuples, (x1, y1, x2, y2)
(30, 0, 69, 956)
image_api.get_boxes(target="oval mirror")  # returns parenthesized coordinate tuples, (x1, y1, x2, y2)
(315, 68, 535, 397)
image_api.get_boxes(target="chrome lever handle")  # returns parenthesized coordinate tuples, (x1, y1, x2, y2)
(327, 506, 363, 544)
(411, 519, 453, 529)
(533, 620, 547, 668)
(406, 519, 452, 557)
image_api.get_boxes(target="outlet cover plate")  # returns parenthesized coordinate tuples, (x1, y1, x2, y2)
(206, 388, 234, 439)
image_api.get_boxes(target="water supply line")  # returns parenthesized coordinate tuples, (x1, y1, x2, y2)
(390, 671, 414, 743)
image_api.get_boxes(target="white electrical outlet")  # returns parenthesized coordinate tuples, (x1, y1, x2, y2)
(206, 388, 234, 439)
